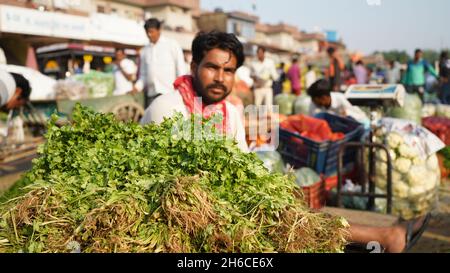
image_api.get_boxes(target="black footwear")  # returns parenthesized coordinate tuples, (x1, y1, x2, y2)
(403, 213, 431, 253)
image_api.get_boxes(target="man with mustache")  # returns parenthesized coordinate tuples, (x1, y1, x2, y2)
(140, 31, 248, 152)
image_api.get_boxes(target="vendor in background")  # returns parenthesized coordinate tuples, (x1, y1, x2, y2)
(307, 79, 368, 125)
(287, 55, 302, 96)
(0, 69, 31, 112)
(439, 51, 450, 104)
(353, 60, 368, 84)
(250, 46, 278, 111)
(385, 60, 401, 84)
(134, 18, 187, 108)
(327, 47, 345, 92)
(113, 48, 138, 96)
(403, 49, 439, 102)
(272, 62, 286, 97)
(305, 64, 317, 90)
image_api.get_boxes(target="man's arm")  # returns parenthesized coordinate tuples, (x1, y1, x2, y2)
(118, 59, 137, 82)
(426, 62, 439, 78)
(174, 42, 187, 77)
(134, 50, 146, 92)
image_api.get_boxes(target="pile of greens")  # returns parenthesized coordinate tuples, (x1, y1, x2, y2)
(0, 105, 348, 253)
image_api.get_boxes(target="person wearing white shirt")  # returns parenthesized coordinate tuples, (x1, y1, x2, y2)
(0, 47, 7, 65)
(250, 47, 278, 111)
(140, 31, 248, 152)
(307, 79, 368, 124)
(134, 18, 186, 107)
(0, 70, 31, 111)
(113, 49, 137, 96)
(305, 64, 317, 90)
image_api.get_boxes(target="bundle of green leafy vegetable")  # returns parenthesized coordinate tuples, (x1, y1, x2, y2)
(0, 104, 349, 253)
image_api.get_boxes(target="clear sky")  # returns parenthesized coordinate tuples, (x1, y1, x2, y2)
(200, 0, 450, 55)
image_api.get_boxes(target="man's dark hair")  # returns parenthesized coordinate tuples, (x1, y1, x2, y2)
(356, 60, 364, 66)
(10, 73, 31, 100)
(144, 18, 162, 31)
(307, 79, 331, 98)
(441, 51, 448, 61)
(415, 48, 422, 55)
(307, 64, 313, 70)
(257, 46, 266, 53)
(116, 48, 125, 54)
(327, 47, 336, 55)
(192, 31, 245, 68)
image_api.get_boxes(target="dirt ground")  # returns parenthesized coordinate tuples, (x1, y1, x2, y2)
(409, 179, 450, 253)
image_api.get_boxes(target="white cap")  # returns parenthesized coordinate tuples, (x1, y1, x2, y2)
(0, 69, 16, 107)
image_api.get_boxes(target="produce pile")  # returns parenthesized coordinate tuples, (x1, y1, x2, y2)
(73, 71, 114, 98)
(422, 117, 450, 146)
(255, 151, 285, 174)
(439, 147, 450, 179)
(422, 104, 450, 120)
(386, 93, 422, 124)
(0, 105, 349, 253)
(374, 131, 441, 220)
(274, 94, 297, 116)
(294, 95, 312, 116)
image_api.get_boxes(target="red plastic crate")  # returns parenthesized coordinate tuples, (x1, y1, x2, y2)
(299, 177, 326, 209)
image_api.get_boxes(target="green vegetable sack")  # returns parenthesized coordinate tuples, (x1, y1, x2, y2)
(274, 93, 297, 116)
(294, 168, 321, 187)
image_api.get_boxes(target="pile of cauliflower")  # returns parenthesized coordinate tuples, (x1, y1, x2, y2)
(374, 132, 441, 220)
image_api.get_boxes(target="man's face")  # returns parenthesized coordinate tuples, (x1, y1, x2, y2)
(5, 89, 26, 110)
(257, 49, 265, 61)
(115, 50, 125, 61)
(415, 51, 423, 60)
(146, 28, 161, 44)
(312, 95, 331, 108)
(191, 48, 237, 105)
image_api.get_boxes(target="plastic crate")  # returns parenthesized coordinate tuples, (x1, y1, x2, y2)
(294, 177, 326, 209)
(278, 113, 364, 176)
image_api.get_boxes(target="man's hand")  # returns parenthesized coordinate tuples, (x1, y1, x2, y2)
(128, 86, 139, 95)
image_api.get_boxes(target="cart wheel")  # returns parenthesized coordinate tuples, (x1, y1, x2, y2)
(110, 102, 145, 123)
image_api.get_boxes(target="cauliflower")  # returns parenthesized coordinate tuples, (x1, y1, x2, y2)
(412, 157, 425, 166)
(386, 132, 403, 149)
(377, 149, 397, 162)
(426, 155, 439, 171)
(407, 166, 427, 187)
(376, 162, 388, 176)
(395, 158, 412, 174)
(409, 186, 427, 197)
(375, 175, 387, 190)
(393, 181, 410, 199)
(392, 170, 403, 182)
(424, 173, 439, 192)
(422, 104, 437, 117)
(393, 199, 410, 210)
(398, 144, 419, 159)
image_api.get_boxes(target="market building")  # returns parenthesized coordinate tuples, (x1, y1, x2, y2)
(197, 9, 258, 56)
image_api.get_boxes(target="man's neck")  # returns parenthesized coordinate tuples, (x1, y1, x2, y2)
(151, 36, 161, 45)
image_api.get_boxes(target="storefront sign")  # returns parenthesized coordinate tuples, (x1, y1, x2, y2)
(0, 5, 90, 40)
